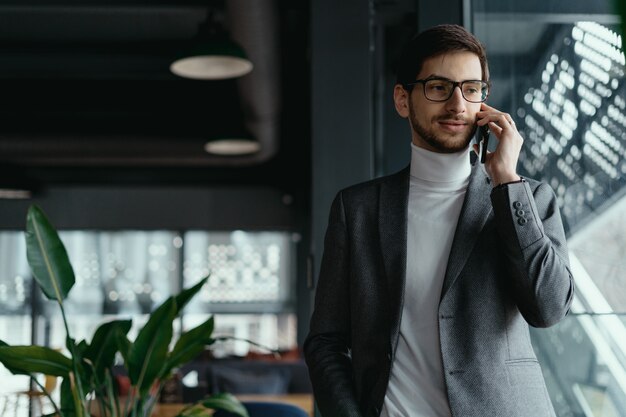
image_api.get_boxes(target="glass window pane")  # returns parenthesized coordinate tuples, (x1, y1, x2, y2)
(183, 231, 294, 313)
(0, 232, 32, 414)
(184, 313, 297, 358)
(36, 231, 182, 348)
(472, 2, 626, 416)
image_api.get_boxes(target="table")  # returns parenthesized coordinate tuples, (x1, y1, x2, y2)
(152, 394, 313, 417)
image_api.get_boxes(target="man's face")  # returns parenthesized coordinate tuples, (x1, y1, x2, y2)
(394, 51, 483, 153)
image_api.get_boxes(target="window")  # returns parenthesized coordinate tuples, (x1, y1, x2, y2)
(472, 2, 626, 415)
(0, 229, 297, 410)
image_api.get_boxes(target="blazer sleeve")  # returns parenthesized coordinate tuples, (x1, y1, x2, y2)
(303, 191, 363, 417)
(490, 180, 575, 328)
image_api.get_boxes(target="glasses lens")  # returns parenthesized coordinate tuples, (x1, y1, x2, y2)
(462, 81, 488, 102)
(424, 79, 454, 101)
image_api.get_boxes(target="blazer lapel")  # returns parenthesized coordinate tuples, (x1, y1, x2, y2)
(441, 163, 493, 299)
(378, 166, 410, 349)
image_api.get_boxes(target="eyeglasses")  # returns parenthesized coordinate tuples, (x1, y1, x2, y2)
(404, 78, 490, 103)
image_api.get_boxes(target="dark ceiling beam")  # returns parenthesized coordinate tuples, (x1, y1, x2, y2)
(0, 6, 204, 42)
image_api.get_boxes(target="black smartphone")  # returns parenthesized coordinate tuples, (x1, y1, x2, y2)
(479, 125, 490, 164)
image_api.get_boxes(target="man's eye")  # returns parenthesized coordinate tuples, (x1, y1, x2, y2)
(429, 83, 448, 90)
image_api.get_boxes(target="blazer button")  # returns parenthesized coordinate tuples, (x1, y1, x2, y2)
(518, 218, 528, 225)
(516, 209, 525, 217)
(513, 201, 522, 209)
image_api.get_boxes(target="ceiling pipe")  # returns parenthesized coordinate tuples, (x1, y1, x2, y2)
(227, 0, 281, 163)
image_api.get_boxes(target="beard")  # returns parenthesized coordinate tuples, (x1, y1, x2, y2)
(409, 101, 477, 153)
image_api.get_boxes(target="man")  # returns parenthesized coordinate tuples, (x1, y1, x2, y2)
(304, 24, 574, 417)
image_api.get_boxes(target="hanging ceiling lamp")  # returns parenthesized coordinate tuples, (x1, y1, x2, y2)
(170, 9, 253, 80)
(0, 167, 38, 199)
(204, 130, 260, 156)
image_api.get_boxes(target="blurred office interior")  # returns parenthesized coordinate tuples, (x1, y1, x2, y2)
(0, 0, 624, 416)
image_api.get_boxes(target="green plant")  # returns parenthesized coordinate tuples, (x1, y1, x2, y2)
(0, 205, 249, 417)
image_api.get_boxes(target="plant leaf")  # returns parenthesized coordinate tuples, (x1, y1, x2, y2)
(175, 404, 213, 417)
(201, 393, 249, 417)
(69, 372, 86, 417)
(127, 298, 176, 395)
(84, 320, 132, 381)
(116, 332, 132, 367)
(160, 317, 215, 379)
(60, 376, 77, 415)
(0, 345, 72, 377)
(25, 205, 75, 303)
(174, 276, 209, 315)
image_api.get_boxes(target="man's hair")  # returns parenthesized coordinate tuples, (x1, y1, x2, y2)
(396, 24, 489, 87)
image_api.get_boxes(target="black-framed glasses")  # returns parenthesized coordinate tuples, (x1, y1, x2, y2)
(404, 77, 490, 103)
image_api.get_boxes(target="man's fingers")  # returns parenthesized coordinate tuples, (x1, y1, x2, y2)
(477, 113, 516, 131)
(487, 121, 502, 136)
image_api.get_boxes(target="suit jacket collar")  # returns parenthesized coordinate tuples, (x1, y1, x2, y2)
(378, 162, 493, 348)
(441, 163, 493, 299)
(378, 166, 409, 351)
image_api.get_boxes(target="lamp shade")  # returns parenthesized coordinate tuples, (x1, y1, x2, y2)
(204, 133, 260, 156)
(0, 167, 38, 199)
(170, 37, 253, 80)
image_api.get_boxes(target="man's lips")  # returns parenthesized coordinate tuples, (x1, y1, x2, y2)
(437, 119, 470, 132)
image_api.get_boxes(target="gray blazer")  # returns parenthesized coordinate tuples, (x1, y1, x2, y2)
(304, 163, 574, 417)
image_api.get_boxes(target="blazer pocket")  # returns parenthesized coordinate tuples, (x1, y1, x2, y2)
(505, 359, 544, 387)
(505, 359, 555, 416)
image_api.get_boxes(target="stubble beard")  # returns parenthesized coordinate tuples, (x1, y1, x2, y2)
(409, 101, 477, 153)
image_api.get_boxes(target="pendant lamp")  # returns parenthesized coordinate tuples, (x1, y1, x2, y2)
(170, 9, 253, 80)
(204, 131, 260, 156)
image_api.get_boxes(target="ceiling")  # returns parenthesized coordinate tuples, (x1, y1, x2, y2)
(0, 0, 310, 188)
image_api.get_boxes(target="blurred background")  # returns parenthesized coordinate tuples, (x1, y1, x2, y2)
(0, 0, 624, 416)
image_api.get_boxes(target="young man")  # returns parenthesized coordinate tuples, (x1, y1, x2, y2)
(304, 24, 574, 417)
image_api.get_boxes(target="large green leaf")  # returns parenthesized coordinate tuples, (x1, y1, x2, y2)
(201, 393, 249, 417)
(0, 341, 22, 375)
(127, 298, 176, 394)
(175, 405, 213, 417)
(116, 332, 132, 367)
(84, 320, 132, 380)
(126, 278, 208, 395)
(60, 376, 77, 416)
(174, 276, 209, 315)
(0, 345, 72, 377)
(174, 394, 249, 417)
(25, 205, 75, 303)
(160, 316, 215, 378)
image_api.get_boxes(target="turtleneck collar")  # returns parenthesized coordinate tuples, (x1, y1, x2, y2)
(409, 142, 472, 185)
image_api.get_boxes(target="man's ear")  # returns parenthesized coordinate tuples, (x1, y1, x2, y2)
(393, 84, 410, 118)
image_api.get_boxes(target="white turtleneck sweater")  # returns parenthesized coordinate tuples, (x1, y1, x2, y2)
(381, 143, 472, 417)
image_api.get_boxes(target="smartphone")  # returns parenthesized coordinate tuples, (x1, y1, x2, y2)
(479, 125, 490, 164)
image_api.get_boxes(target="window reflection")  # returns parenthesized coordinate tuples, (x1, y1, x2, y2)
(473, 4, 625, 416)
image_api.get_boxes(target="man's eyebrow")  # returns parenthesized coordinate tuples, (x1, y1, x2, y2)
(422, 75, 452, 81)
(422, 75, 483, 81)
(423, 74, 445, 78)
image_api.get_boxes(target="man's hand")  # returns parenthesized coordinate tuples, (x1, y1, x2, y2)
(473, 103, 523, 187)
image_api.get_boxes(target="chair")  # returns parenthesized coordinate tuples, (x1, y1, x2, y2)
(1, 375, 58, 417)
(213, 401, 309, 417)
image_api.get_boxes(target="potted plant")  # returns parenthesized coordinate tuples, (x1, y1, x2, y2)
(0, 205, 249, 417)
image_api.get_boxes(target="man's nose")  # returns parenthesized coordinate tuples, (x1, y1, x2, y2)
(445, 86, 466, 113)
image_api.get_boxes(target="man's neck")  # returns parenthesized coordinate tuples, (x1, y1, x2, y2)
(409, 143, 471, 183)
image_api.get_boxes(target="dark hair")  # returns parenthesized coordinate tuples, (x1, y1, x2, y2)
(396, 24, 489, 87)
